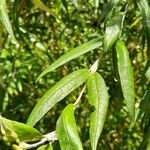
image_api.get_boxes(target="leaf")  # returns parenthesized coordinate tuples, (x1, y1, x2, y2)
(116, 40, 135, 119)
(61, 0, 68, 11)
(137, 0, 150, 36)
(37, 143, 53, 150)
(0, 115, 43, 143)
(87, 72, 109, 150)
(99, 0, 120, 22)
(139, 89, 150, 119)
(104, 16, 123, 52)
(95, 0, 99, 9)
(0, 0, 15, 40)
(27, 69, 90, 126)
(145, 66, 150, 81)
(56, 104, 83, 150)
(32, 0, 57, 18)
(36, 37, 102, 81)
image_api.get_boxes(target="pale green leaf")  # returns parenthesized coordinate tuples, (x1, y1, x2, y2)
(95, 0, 99, 9)
(36, 37, 102, 81)
(0, 0, 15, 40)
(0, 115, 43, 143)
(99, 0, 120, 22)
(27, 69, 90, 126)
(37, 143, 53, 150)
(104, 16, 122, 52)
(116, 40, 135, 119)
(56, 104, 83, 150)
(87, 72, 109, 150)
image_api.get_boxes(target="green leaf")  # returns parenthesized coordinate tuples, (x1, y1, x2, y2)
(32, 0, 57, 18)
(116, 40, 135, 119)
(0, 115, 43, 143)
(0, 0, 15, 40)
(36, 37, 102, 81)
(139, 89, 150, 119)
(87, 72, 109, 150)
(104, 16, 123, 52)
(37, 143, 53, 150)
(145, 66, 150, 81)
(56, 104, 83, 150)
(137, 0, 150, 36)
(27, 69, 90, 126)
(99, 0, 120, 22)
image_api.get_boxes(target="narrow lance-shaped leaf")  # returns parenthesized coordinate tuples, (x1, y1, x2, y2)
(137, 0, 150, 37)
(36, 37, 102, 81)
(99, 0, 120, 22)
(87, 72, 109, 150)
(116, 40, 135, 119)
(95, 0, 99, 14)
(27, 69, 90, 126)
(56, 104, 83, 150)
(104, 15, 123, 52)
(138, 89, 150, 119)
(0, 115, 43, 143)
(0, 0, 15, 40)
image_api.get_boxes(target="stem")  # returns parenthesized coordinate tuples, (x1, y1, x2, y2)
(73, 85, 86, 107)
(22, 131, 57, 149)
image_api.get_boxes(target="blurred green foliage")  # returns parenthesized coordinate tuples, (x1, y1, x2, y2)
(0, 0, 149, 149)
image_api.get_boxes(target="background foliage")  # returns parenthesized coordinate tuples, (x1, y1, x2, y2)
(0, 0, 149, 149)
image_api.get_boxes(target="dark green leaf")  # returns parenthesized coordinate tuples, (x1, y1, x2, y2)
(36, 37, 102, 81)
(99, 0, 120, 22)
(27, 69, 90, 126)
(137, 0, 150, 36)
(87, 72, 109, 150)
(104, 16, 123, 52)
(116, 40, 135, 119)
(139, 89, 150, 119)
(0, 115, 43, 143)
(56, 104, 83, 150)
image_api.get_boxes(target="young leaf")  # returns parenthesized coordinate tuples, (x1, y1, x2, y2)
(36, 37, 102, 81)
(0, 115, 43, 143)
(99, 0, 120, 22)
(37, 143, 53, 150)
(0, 0, 15, 40)
(87, 72, 109, 150)
(104, 16, 123, 52)
(116, 40, 135, 119)
(56, 104, 83, 150)
(27, 69, 90, 126)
